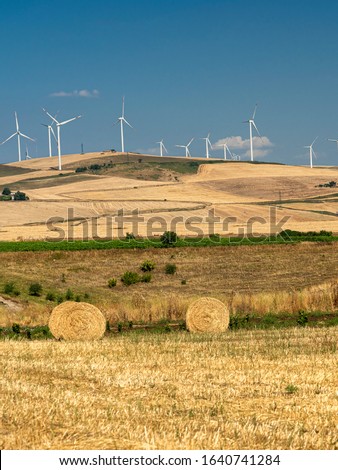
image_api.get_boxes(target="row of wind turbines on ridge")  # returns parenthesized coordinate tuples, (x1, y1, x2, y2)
(1, 99, 337, 170)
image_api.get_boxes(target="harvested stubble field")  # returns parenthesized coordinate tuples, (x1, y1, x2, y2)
(1, 327, 337, 450)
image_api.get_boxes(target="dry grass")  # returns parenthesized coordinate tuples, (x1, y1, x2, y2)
(0, 327, 337, 450)
(0, 244, 337, 326)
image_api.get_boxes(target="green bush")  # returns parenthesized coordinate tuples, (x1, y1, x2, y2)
(297, 310, 308, 326)
(65, 288, 74, 300)
(108, 278, 117, 288)
(165, 263, 177, 275)
(160, 231, 178, 246)
(181, 279, 187, 285)
(45, 292, 56, 302)
(29, 283, 42, 297)
(141, 273, 152, 283)
(140, 260, 155, 272)
(121, 271, 140, 286)
(125, 232, 136, 240)
(14, 191, 28, 201)
(75, 295, 81, 302)
(3, 282, 15, 295)
(56, 295, 64, 304)
(2, 187, 11, 196)
(12, 323, 20, 334)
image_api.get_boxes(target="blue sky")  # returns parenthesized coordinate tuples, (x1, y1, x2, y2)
(1, 0, 338, 165)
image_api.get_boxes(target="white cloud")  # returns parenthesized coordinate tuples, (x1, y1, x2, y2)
(213, 135, 274, 158)
(50, 89, 99, 98)
(135, 147, 159, 155)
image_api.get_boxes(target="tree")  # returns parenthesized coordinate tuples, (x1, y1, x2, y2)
(160, 231, 178, 246)
(14, 191, 28, 201)
(2, 187, 11, 196)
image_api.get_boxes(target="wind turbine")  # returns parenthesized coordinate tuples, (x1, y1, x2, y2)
(328, 138, 338, 150)
(244, 104, 261, 161)
(218, 142, 233, 160)
(201, 133, 212, 159)
(1, 112, 35, 162)
(157, 139, 168, 157)
(43, 108, 82, 171)
(113, 96, 133, 153)
(304, 137, 318, 169)
(25, 144, 32, 160)
(176, 138, 194, 157)
(42, 114, 58, 157)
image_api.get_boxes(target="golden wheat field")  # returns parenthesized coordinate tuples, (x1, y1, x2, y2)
(1, 327, 337, 450)
(1, 152, 338, 240)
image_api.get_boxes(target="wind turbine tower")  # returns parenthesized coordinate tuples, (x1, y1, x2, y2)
(43, 108, 82, 171)
(176, 138, 194, 158)
(1, 112, 35, 162)
(304, 137, 318, 169)
(244, 104, 261, 161)
(157, 139, 168, 157)
(42, 114, 58, 157)
(218, 142, 233, 160)
(114, 97, 133, 153)
(201, 133, 212, 159)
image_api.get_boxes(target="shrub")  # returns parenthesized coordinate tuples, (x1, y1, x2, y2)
(3, 282, 15, 295)
(56, 295, 64, 304)
(165, 263, 177, 275)
(75, 295, 81, 302)
(84, 292, 90, 300)
(141, 273, 152, 283)
(121, 271, 140, 286)
(29, 283, 42, 297)
(297, 310, 308, 326)
(12, 289, 20, 297)
(2, 187, 11, 196)
(181, 279, 187, 285)
(108, 278, 117, 288)
(160, 231, 178, 246)
(46, 292, 56, 302)
(12, 323, 20, 334)
(75, 166, 88, 173)
(125, 232, 135, 240)
(140, 260, 155, 272)
(65, 288, 74, 300)
(285, 384, 298, 394)
(13, 191, 28, 201)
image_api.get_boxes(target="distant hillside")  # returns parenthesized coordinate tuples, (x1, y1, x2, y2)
(0, 164, 35, 178)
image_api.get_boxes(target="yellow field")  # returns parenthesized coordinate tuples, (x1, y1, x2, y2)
(1, 152, 338, 240)
(1, 327, 337, 450)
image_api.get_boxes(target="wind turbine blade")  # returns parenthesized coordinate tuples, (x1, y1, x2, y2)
(15, 112, 19, 131)
(1, 133, 17, 145)
(112, 119, 120, 126)
(122, 96, 125, 118)
(41, 124, 49, 128)
(19, 132, 35, 142)
(187, 138, 194, 147)
(207, 138, 212, 149)
(59, 115, 82, 126)
(328, 139, 338, 142)
(176, 145, 184, 148)
(163, 144, 168, 153)
(43, 108, 59, 125)
(252, 120, 262, 138)
(252, 103, 258, 120)
(311, 136, 319, 146)
(50, 126, 58, 143)
(123, 118, 133, 128)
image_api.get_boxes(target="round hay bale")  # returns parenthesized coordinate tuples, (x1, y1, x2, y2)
(186, 297, 229, 333)
(48, 301, 106, 341)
